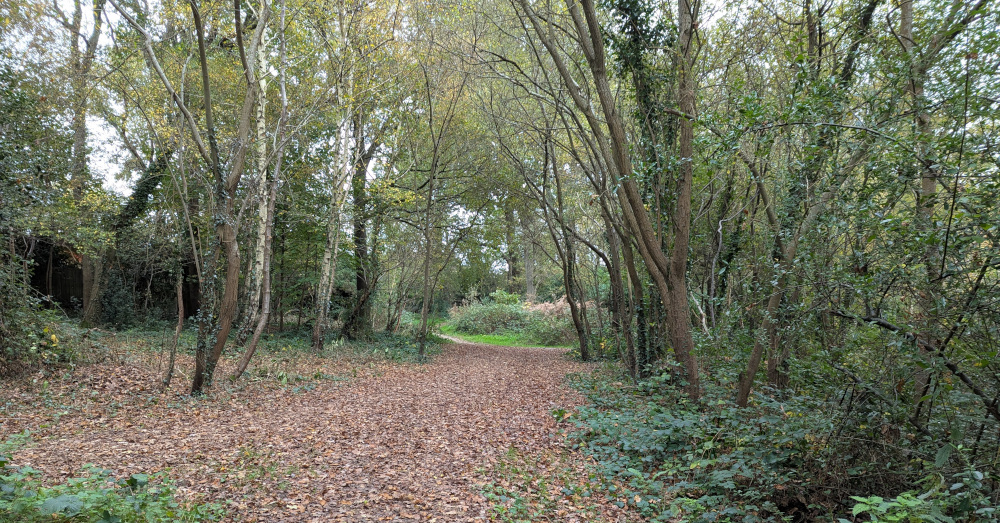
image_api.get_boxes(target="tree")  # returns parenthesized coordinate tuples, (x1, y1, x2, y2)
(512, 0, 701, 394)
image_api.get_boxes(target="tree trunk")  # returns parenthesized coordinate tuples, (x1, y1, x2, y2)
(232, 2, 289, 376)
(341, 120, 382, 341)
(236, 37, 271, 347)
(68, 0, 107, 327)
(603, 212, 637, 378)
(662, 0, 700, 396)
(311, 121, 352, 351)
(163, 273, 184, 388)
(81, 257, 104, 326)
(189, 0, 270, 394)
(902, 0, 938, 408)
(562, 232, 589, 361)
(519, 0, 700, 396)
(312, 203, 345, 351)
(524, 236, 536, 302)
(417, 172, 435, 361)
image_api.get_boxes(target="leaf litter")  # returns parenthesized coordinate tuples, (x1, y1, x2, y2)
(1, 342, 639, 521)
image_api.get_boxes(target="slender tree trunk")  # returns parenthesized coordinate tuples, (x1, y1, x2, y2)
(524, 236, 536, 302)
(519, 0, 700, 395)
(163, 273, 184, 388)
(190, 0, 270, 394)
(236, 36, 271, 347)
(417, 172, 435, 360)
(312, 205, 344, 351)
(660, 0, 701, 396)
(902, 0, 938, 407)
(81, 259, 104, 325)
(604, 212, 637, 378)
(622, 241, 649, 374)
(342, 121, 383, 340)
(562, 234, 589, 361)
(46, 246, 54, 303)
(277, 235, 286, 332)
(233, 1, 290, 376)
(346, 158, 372, 339)
(504, 208, 520, 288)
(311, 125, 351, 351)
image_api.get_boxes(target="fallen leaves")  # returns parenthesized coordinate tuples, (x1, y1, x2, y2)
(1, 342, 637, 521)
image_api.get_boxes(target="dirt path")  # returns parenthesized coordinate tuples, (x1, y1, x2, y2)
(10, 343, 625, 522)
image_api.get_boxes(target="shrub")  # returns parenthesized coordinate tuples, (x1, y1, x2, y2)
(0, 310, 80, 375)
(360, 331, 442, 362)
(447, 293, 580, 346)
(448, 301, 530, 335)
(100, 268, 137, 328)
(566, 368, 999, 522)
(489, 289, 521, 305)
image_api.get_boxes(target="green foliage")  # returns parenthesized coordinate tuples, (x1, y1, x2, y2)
(842, 470, 998, 523)
(566, 366, 999, 522)
(358, 331, 443, 362)
(449, 301, 530, 334)
(0, 62, 72, 369)
(0, 311, 82, 374)
(100, 268, 138, 329)
(0, 434, 222, 522)
(445, 294, 578, 347)
(489, 289, 521, 305)
(479, 447, 604, 522)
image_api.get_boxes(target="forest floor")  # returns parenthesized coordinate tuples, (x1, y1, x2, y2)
(2, 339, 637, 522)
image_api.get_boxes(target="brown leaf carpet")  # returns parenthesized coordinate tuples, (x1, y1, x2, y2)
(9, 343, 630, 522)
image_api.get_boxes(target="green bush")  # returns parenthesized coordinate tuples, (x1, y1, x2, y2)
(100, 268, 137, 328)
(359, 331, 443, 362)
(842, 467, 997, 523)
(0, 311, 81, 374)
(566, 369, 999, 522)
(523, 313, 576, 346)
(489, 289, 521, 305)
(449, 301, 531, 335)
(0, 434, 223, 522)
(446, 292, 578, 346)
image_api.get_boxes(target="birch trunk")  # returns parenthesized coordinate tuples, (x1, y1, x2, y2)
(236, 34, 270, 347)
(311, 123, 352, 351)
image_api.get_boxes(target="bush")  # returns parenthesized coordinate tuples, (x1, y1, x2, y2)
(0, 310, 80, 375)
(570, 372, 817, 521)
(523, 313, 576, 346)
(566, 369, 999, 523)
(449, 301, 530, 335)
(0, 433, 223, 522)
(446, 293, 579, 346)
(489, 289, 521, 305)
(359, 331, 443, 362)
(100, 268, 137, 328)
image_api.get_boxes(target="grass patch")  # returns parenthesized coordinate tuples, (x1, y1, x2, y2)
(440, 324, 573, 348)
(443, 291, 580, 348)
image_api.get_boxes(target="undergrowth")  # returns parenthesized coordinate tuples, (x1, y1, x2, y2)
(564, 368, 999, 522)
(445, 290, 578, 347)
(0, 432, 223, 522)
(478, 446, 611, 522)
